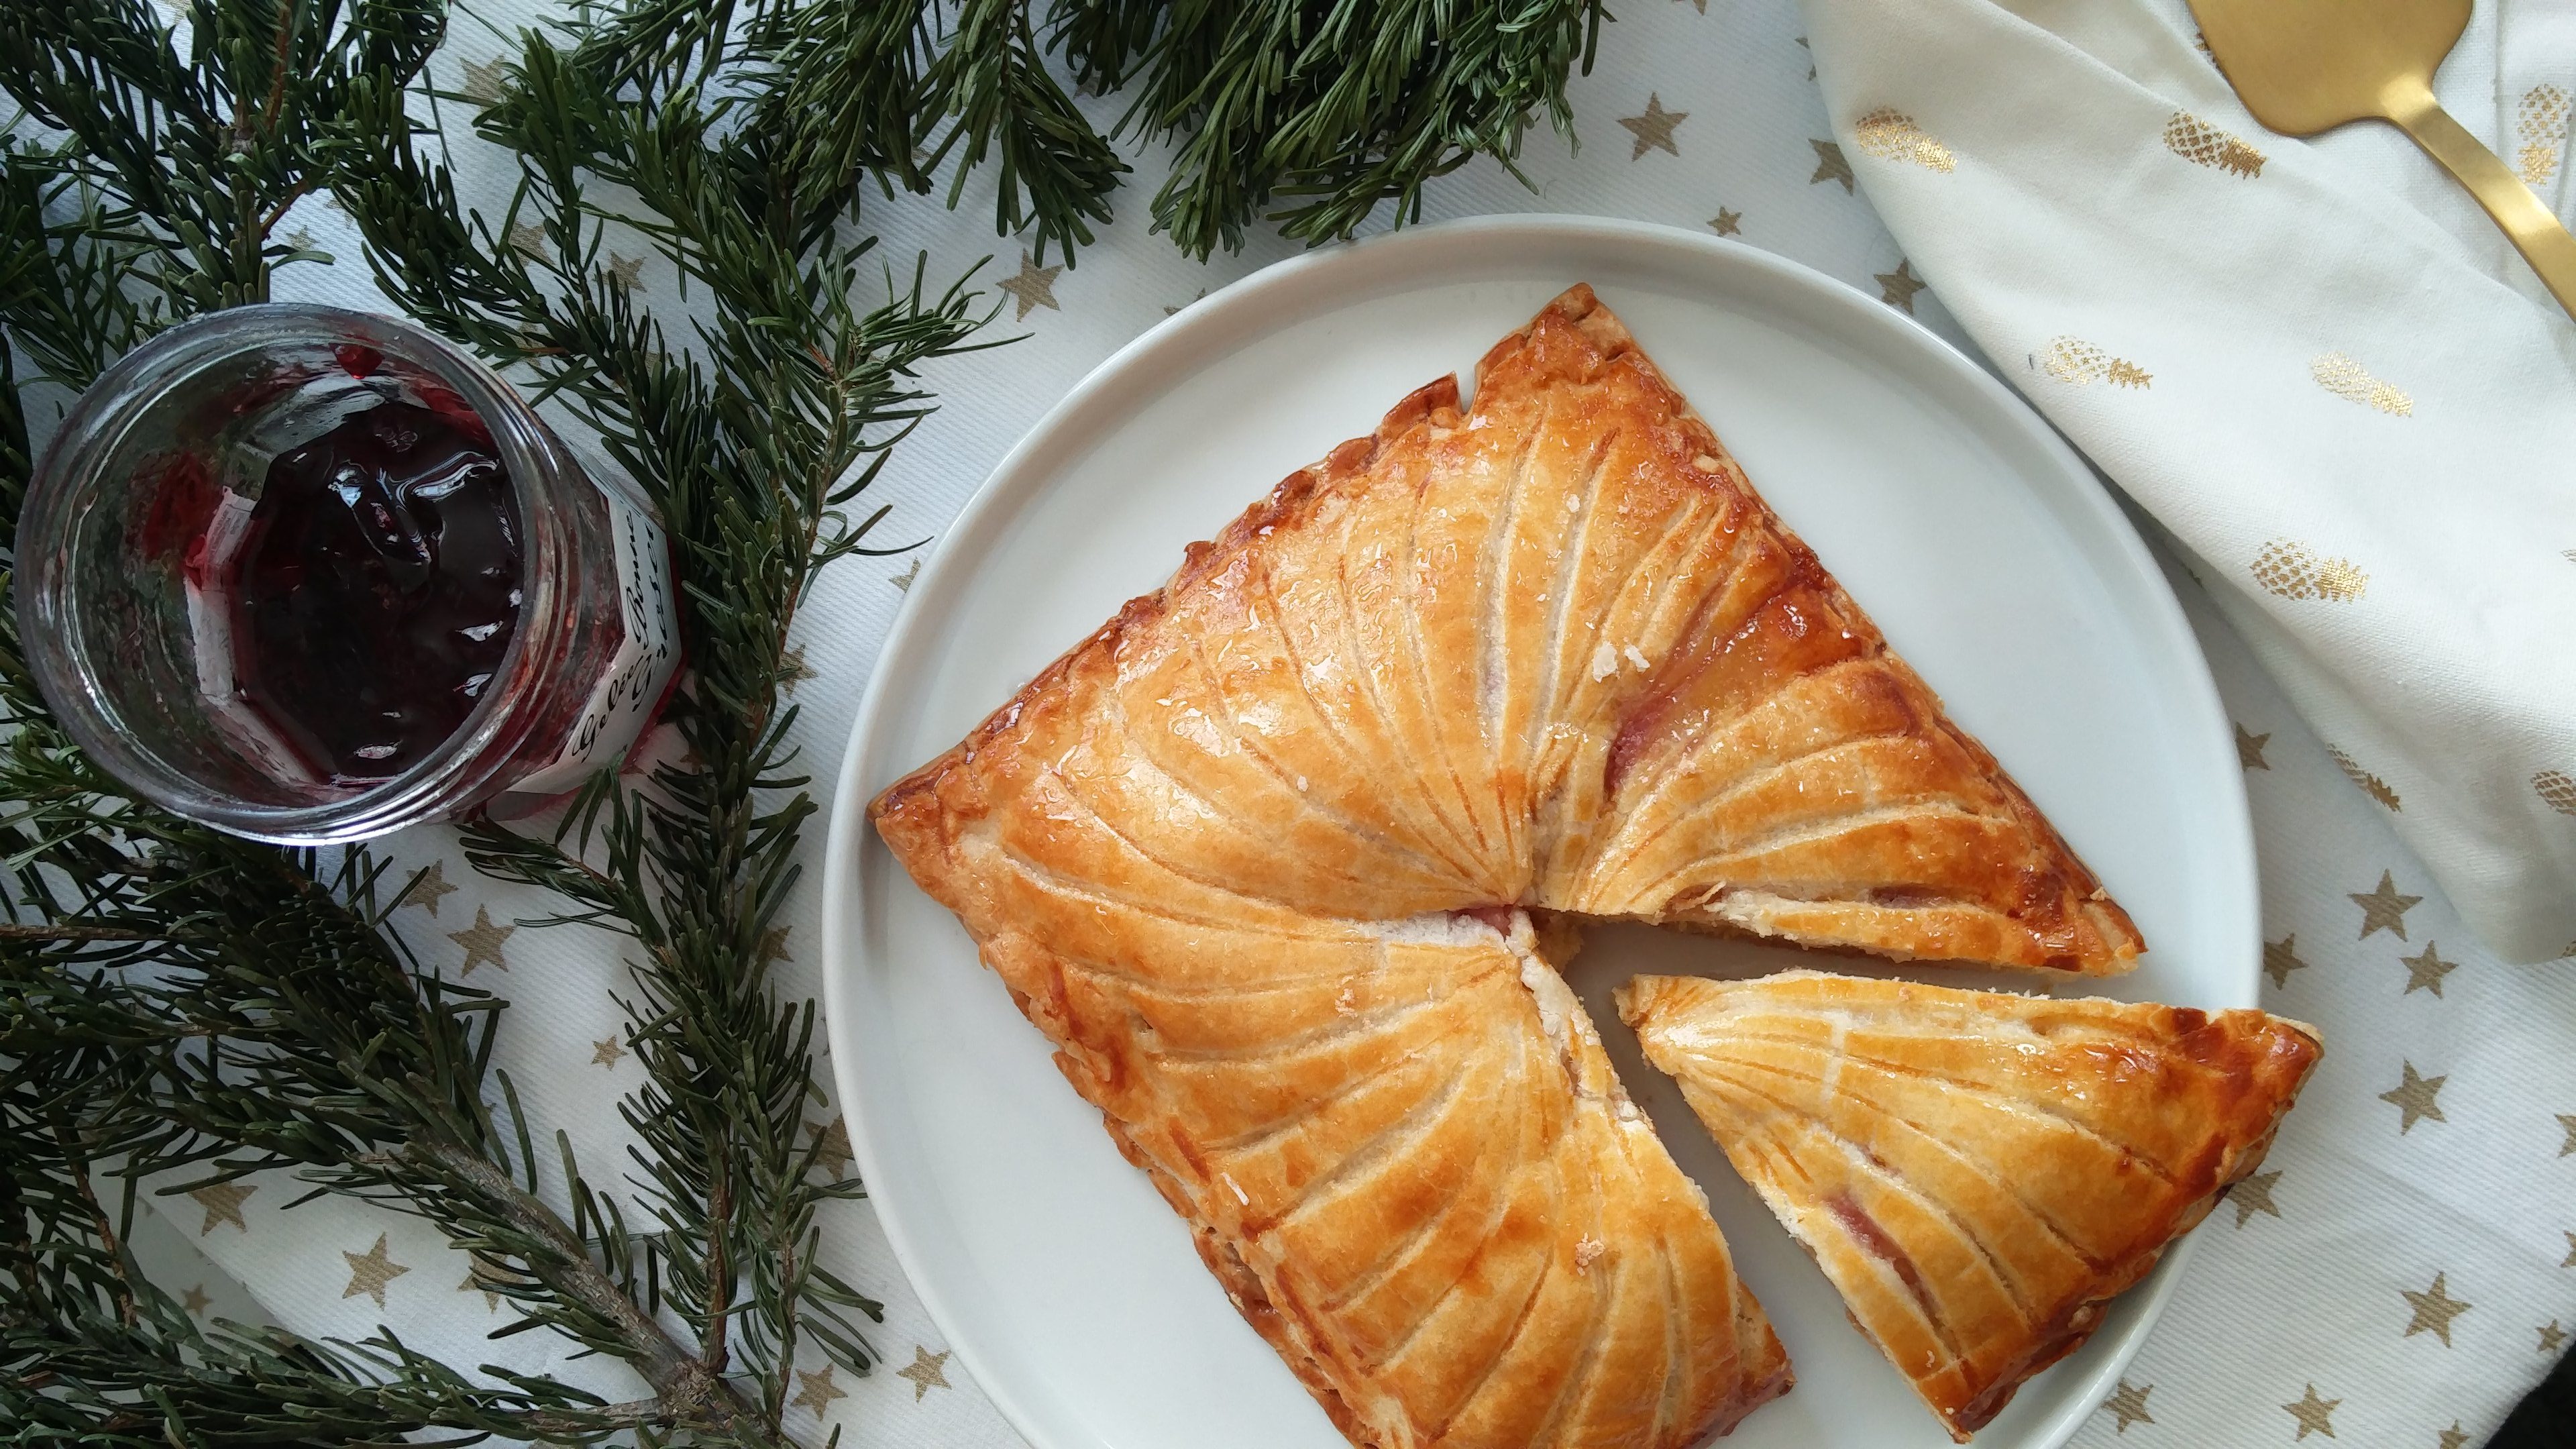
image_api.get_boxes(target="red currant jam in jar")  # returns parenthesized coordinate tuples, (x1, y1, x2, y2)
(232, 400, 524, 782)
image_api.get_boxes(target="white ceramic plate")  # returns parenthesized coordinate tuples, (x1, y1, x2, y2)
(822, 217, 2255, 1449)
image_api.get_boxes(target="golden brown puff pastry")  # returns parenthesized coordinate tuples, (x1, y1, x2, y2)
(872, 284, 2146, 1446)
(1619, 970, 2320, 1442)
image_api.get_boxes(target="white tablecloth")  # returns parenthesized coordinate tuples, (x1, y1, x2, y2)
(132, 1, 2576, 1445)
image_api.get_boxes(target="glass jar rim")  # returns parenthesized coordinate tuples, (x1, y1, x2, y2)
(17, 302, 587, 843)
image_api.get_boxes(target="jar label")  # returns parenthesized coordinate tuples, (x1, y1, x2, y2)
(512, 478, 681, 796)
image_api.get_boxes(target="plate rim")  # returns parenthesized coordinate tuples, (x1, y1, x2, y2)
(820, 213, 2256, 1449)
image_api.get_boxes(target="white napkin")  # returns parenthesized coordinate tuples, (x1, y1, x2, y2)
(1803, 0, 2576, 963)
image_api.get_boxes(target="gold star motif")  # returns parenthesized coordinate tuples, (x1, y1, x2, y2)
(1795, 36, 1816, 80)
(398, 860, 459, 916)
(2229, 1169, 2282, 1227)
(1810, 139, 1855, 193)
(1708, 208, 1742, 237)
(459, 1265, 500, 1312)
(892, 557, 922, 592)
(2102, 1379, 2155, 1432)
(2400, 942, 2457, 998)
(996, 250, 1062, 322)
(2236, 722, 2271, 769)
(2381, 1061, 2447, 1134)
(591, 1036, 625, 1067)
(2438, 1424, 2469, 1449)
(284, 226, 315, 252)
(2541, 1320, 2567, 1354)
(780, 645, 815, 694)
(2558, 1114, 2576, 1157)
(461, 56, 511, 105)
(507, 223, 548, 260)
(1875, 259, 1927, 314)
(806, 1116, 853, 1177)
(1617, 93, 1688, 160)
(341, 1233, 411, 1307)
(189, 1181, 255, 1235)
(2351, 870, 2422, 940)
(180, 1283, 211, 1316)
(2263, 934, 2308, 991)
(447, 905, 515, 977)
(895, 1345, 951, 1400)
(2284, 1383, 2339, 1440)
(1163, 288, 1207, 317)
(790, 1364, 847, 1415)
(2563, 1230, 2575, 1266)
(606, 252, 645, 291)
(1674, 0, 1707, 11)
(759, 926, 792, 967)
(2402, 1272, 2472, 1344)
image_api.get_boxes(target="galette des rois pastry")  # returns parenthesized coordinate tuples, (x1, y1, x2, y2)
(871, 284, 2145, 1446)
(1620, 971, 2321, 1443)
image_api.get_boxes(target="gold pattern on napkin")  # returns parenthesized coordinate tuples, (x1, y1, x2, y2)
(2251, 539, 2369, 602)
(2536, 769, 2576, 816)
(2329, 747, 2401, 810)
(2311, 352, 2413, 416)
(1854, 109, 1956, 172)
(2164, 112, 2265, 178)
(2043, 336, 2151, 388)
(2518, 86, 2569, 188)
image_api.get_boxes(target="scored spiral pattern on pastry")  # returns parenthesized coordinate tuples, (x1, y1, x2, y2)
(872, 286, 2145, 1447)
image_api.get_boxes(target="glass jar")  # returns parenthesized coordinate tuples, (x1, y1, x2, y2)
(18, 303, 680, 844)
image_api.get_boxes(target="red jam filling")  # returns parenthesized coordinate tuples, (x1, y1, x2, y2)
(231, 400, 522, 782)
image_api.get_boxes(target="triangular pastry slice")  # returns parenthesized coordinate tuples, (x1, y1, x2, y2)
(875, 285, 2147, 1446)
(1618, 970, 2320, 1441)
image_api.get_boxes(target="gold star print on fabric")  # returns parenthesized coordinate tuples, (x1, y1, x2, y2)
(191, 1181, 255, 1235)
(2164, 112, 2265, 177)
(1709, 208, 1742, 237)
(285, 227, 315, 252)
(2251, 538, 2369, 602)
(2237, 722, 2271, 769)
(780, 645, 814, 694)
(2438, 1425, 2471, 1449)
(447, 905, 515, 977)
(1794, 36, 1815, 80)
(2229, 1169, 2283, 1228)
(806, 1116, 853, 1177)
(1673, 0, 1707, 12)
(2263, 934, 2308, 991)
(2535, 769, 2576, 815)
(1875, 260, 1926, 314)
(2284, 1384, 2339, 1440)
(398, 859, 459, 916)
(2400, 943, 2457, 998)
(2101, 1380, 2155, 1432)
(2381, 1061, 2447, 1134)
(180, 1283, 211, 1316)
(2557, 1114, 2576, 1157)
(2563, 1230, 2575, 1266)
(2351, 871, 2422, 940)
(341, 1234, 411, 1307)
(606, 252, 645, 291)
(2042, 336, 2151, 388)
(461, 56, 510, 105)
(2328, 746, 2401, 810)
(1163, 288, 1208, 317)
(2519, 85, 2569, 186)
(1809, 139, 1855, 193)
(2542, 1320, 2569, 1354)
(591, 1036, 625, 1067)
(1618, 94, 1688, 160)
(460, 1265, 501, 1312)
(892, 557, 922, 592)
(2402, 1273, 2473, 1345)
(896, 1346, 952, 1400)
(759, 926, 792, 967)
(507, 223, 548, 260)
(1853, 110, 1956, 172)
(997, 251, 1063, 322)
(2312, 352, 2413, 416)
(791, 1364, 848, 1415)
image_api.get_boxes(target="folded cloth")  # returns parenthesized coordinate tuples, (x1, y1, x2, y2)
(1803, 0, 2576, 962)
